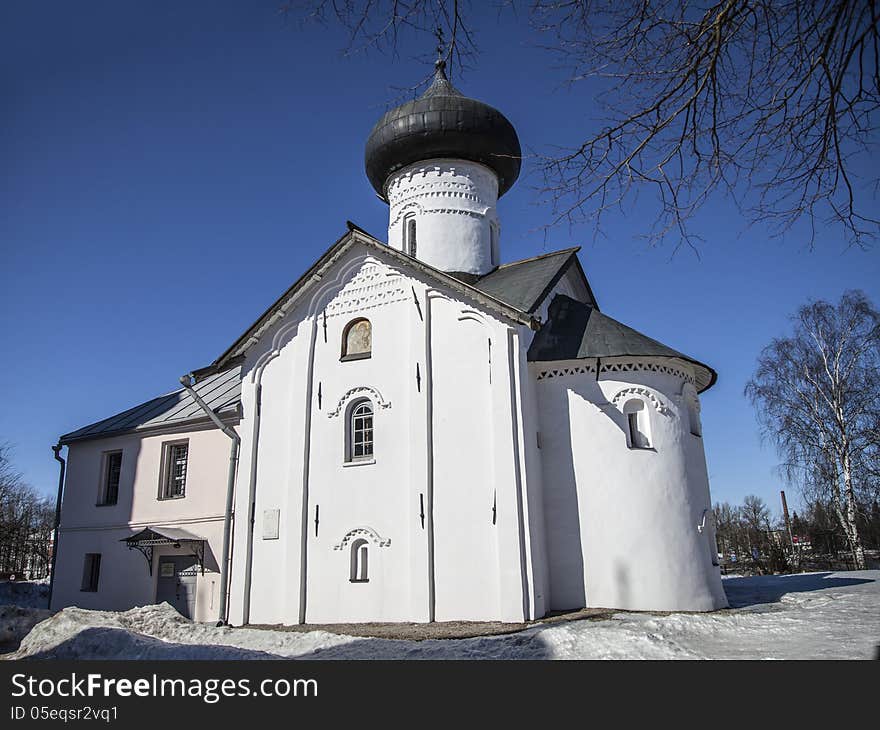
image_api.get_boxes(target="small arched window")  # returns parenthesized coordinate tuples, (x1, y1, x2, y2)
(623, 399, 651, 449)
(347, 399, 374, 461)
(341, 318, 371, 361)
(404, 216, 417, 257)
(350, 538, 369, 582)
(490, 223, 499, 267)
(686, 391, 702, 437)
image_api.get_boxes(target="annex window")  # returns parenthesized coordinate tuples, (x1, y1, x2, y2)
(404, 214, 417, 257)
(623, 399, 651, 449)
(159, 441, 188, 499)
(350, 538, 369, 582)
(347, 399, 374, 462)
(341, 318, 371, 361)
(98, 451, 122, 506)
(81, 553, 101, 592)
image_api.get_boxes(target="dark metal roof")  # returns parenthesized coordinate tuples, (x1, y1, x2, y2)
(365, 62, 522, 199)
(472, 248, 586, 314)
(59, 365, 242, 444)
(527, 295, 717, 392)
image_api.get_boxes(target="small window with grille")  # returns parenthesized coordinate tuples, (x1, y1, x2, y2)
(159, 441, 189, 499)
(347, 399, 374, 462)
(98, 450, 122, 505)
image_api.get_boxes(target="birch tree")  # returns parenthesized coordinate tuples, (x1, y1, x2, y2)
(745, 290, 880, 569)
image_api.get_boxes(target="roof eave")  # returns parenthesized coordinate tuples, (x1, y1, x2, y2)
(59, 407, 242, 446)
(210, 223, 539, 372)
(209, 225, 362, 371)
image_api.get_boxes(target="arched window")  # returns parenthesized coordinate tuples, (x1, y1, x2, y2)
(686, 390, 702, 437)
(341, 318, 371, 361)
(404, 215, 417, 257)
(489, 223, 499, 267)
(350, 538, 369, 582)
(623, 399, 651, 449)
(347, 399, 374, 461)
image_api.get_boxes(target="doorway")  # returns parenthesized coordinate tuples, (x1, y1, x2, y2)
(156, 555, 198, 618)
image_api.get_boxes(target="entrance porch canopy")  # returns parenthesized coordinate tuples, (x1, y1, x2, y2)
(121, 527, 206, 575)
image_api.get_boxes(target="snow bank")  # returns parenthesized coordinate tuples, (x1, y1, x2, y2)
(9, 603, 360, 660)
(0, 606, 53, 652)
(0, 579, 50, 609)
(6, 571, 880, 660)
(0, 579, 53, 653)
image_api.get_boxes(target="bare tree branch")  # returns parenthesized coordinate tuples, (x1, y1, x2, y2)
(282, 1, 879, 250)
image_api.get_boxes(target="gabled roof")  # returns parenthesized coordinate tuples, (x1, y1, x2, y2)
(473, 247, 595, 314)
(59, 365, 242, 445)
(204, 223, 552, 375)
(58, 225, 593, 444)
(527, 295, 716, 392)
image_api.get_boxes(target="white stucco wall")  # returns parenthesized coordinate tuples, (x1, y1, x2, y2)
(54, 241, 725, 626)
(386, 159, 500, 275)
(52, 425, 234, 622)
(532, 357, 727, 612)
(227, 243, 545, 625)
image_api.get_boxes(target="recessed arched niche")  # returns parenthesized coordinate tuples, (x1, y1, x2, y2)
(341, 318, 371, 361)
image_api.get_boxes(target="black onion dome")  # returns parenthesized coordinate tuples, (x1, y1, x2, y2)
(365, 62, 522, 199)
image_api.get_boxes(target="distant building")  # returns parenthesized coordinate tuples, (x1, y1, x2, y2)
(51, 62, 727, 623)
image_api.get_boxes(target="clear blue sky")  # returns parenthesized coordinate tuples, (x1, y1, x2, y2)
(2, 1, 878, 518)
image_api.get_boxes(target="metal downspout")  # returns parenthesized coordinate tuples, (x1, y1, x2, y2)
(180, 374, 240, 626)
(241, 382, 261, 625)
(48, 442, 66, 611)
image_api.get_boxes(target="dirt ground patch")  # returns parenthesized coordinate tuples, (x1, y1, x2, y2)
(248, 607, 613, 641)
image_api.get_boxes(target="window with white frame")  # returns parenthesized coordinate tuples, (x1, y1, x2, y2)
(81, 553, 101, 592)
(623, 399, 651, 449)
(98, 450, 122, 506)
(347, 399, 374, 461)
(160, 441, 188, 499)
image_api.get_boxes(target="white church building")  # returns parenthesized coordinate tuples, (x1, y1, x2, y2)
(50, 61, 727, 625)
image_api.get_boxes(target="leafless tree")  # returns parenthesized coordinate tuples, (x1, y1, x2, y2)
(741, 494, 770, 534)
(281, 0, 480, 95)
(281, 1, 879, 250)
(714, 497, 790, 573)
(745, 290, 880, 570)
(0, 444, 54, 579)
(713, 501, 745, 560)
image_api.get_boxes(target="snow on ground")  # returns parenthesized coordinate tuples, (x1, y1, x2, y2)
(0, 578, 49, 610)
(4, 571, 879, 660)
(0, 580, 52, 651)
(0, 606, 53, 652)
